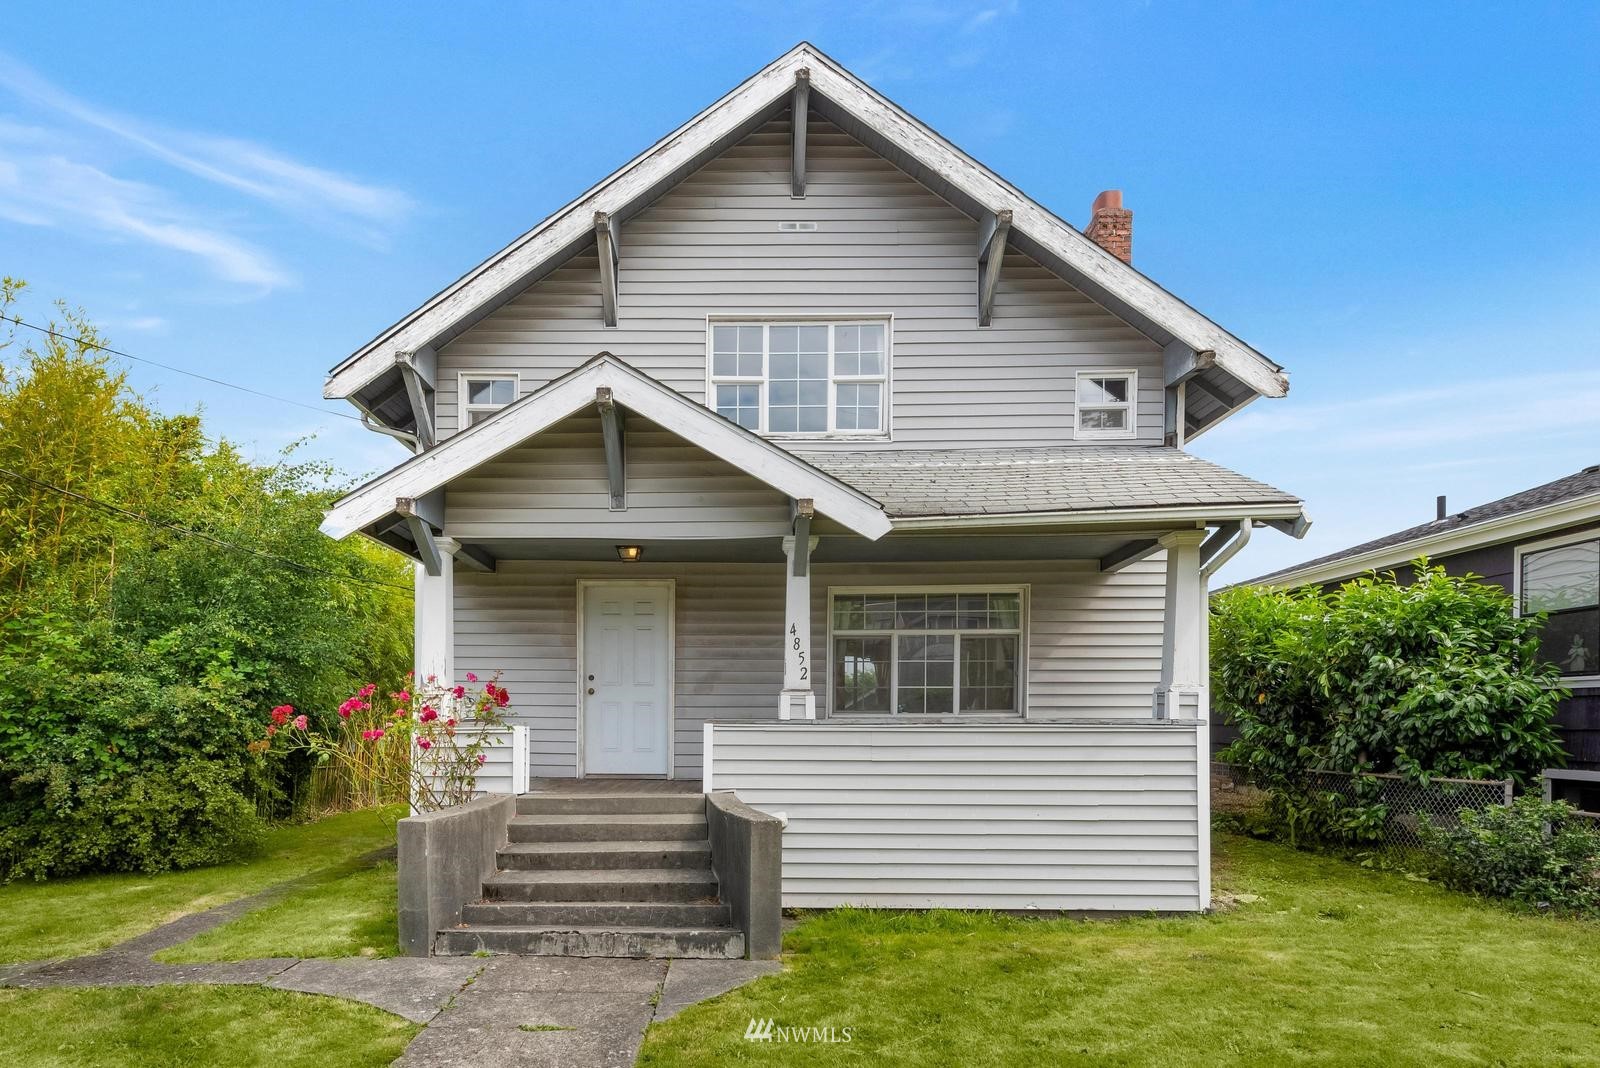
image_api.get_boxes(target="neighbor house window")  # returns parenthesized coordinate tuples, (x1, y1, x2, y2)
(460, 374, 518, 427)
(709, 321, 888, 436)
(1075, 370, 1136, 439)
(1520, 535, 1600, 678)
(830, 590, 1023, 715)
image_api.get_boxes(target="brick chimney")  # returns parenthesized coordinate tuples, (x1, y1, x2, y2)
(1085, 190, 1132, 263)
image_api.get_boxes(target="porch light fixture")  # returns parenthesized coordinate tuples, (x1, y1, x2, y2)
(616, 545, 643, 562)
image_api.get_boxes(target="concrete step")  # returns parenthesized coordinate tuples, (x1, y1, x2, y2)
(517, 792, 705, 816)
(507, 813, 708, 843)
(484, 868, 720, 903)
(461, 900, 731, 928)
(497, 840, 712, 871)
(435, 924, 746, 959)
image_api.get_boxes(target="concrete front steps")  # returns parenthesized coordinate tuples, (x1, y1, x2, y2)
(435, 789, 746, 959)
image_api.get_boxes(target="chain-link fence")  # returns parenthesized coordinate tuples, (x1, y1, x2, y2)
(1212, 762, 1513, 852)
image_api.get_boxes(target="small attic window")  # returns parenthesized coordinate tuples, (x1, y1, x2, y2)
(460, 373, 518, 427)
(1075, 370, 1136, 440)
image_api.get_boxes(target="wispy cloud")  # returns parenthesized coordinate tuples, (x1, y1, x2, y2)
(0, 142, 291, 289)
(0, 55, 411, 227)
(1218, 370, 1600, 453)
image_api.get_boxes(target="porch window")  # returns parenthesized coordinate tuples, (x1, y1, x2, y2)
(1075, 370, 1136, 440)
(460, 374, 518, 427)
(1520, 536, 1600, 678)
(708, 321, 888, 437)
(830, 590, 1023, 715)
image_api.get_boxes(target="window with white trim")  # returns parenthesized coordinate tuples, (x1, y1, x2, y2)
(830, 590, 1023, 715)
(709, 321, 887, 437)
(460, 374, 518, 427)
(1075, 370, 1136, 439)
(1521, 536, 1599, 677)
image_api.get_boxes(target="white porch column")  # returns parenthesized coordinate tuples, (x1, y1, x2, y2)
(779, 534, 819, 720)
(414, 536, 457, 686)
(1153, 529, 1207, 721)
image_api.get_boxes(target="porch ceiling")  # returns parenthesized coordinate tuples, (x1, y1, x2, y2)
(465, 532, 1160, 564)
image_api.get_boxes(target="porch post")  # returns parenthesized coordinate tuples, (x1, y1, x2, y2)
(779, 534, 819, 720)
(414, 536, 457, 685)
(1152, 530, 1206, 721)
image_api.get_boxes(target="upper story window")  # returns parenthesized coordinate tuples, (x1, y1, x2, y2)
(709, 320, 888, 437)
(460, 373, 518, 428)
(1075, 370, 1136, 440)
(1520, 534, 1599, 678)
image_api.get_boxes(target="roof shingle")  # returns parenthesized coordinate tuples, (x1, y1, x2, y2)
(789, 445, 1300, 518)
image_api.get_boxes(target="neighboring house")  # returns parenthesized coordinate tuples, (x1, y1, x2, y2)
(319, 42, 1306, 939)
(1240, 465, 1600, 800)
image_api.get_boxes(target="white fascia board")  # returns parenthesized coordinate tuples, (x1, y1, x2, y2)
(321, 356, 891, 541)
(1251, 492, 1600, 589)
(326, 43, 1287, 404)
(888, 500, 1306, 532)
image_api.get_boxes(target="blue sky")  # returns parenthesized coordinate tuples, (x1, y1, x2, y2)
(2, 1, 1597, 581)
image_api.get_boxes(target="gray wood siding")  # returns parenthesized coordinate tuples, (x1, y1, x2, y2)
(435, 117, 1164, 447)
(452, 557, 1166, 778)
(446, 410, 791, 541)
(706, 721, 1202, 910)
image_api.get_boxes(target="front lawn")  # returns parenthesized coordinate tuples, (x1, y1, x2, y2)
(641, 835, 1600, 1067)
(156, 858, 400, 962)
(0, 806, 403, 962)
(0, 986, 417, 1067)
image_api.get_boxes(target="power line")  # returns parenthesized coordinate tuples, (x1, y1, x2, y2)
(0, 313, 364, 423)
(0, 466, 414, 599)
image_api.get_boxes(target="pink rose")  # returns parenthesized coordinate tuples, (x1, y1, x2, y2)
(269, 705, 293, 726)
(358, 684, 376, 699)
(465, 672, 478, 683)
(291, 715, 308, 730)
(476, 753, 487, 765)
(451, 686, 465, 699)
(418, 738, 432, 750)
(419, 706, 438, 723)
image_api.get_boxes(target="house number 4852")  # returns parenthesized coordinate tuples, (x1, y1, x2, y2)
(790, 623, 808, 681)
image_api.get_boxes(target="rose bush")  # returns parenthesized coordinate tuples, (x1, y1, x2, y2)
(258, 672, 512, 811)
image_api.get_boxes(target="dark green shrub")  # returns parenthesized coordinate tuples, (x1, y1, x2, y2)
(0, 760, 264, 879)
(1214, 563, 1568, 846)
(1421, 796, 1600, 912)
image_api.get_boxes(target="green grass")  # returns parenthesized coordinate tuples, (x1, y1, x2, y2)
(156, 859, 400, 962)
(0, 806, 403, 963)
(0, 985, 418, 1067)
(640, 835, 1600, 1067)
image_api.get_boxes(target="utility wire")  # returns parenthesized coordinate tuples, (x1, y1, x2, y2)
(0, 313, 365, 423)
(0, 466, 414, 598)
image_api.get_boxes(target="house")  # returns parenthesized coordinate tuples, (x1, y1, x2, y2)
(319, 42, 1307, 955)
(1240, 465, 1600, 805)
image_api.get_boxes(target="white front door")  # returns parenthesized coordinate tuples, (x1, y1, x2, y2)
(581, 582, 672, 775)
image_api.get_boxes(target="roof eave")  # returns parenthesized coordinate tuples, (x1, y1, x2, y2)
(888, 500, 1307, 532)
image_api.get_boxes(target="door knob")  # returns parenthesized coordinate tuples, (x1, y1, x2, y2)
(587, 687, 596, 695)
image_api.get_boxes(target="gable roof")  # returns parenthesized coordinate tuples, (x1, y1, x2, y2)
(1244, 464, 1600, 588)
(793, 445, 1303, 524)
(325, 42, 1288, 422)
(321, 353, 893, 542)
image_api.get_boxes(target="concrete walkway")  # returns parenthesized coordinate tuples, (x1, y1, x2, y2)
(0, 869, 780, 1063)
